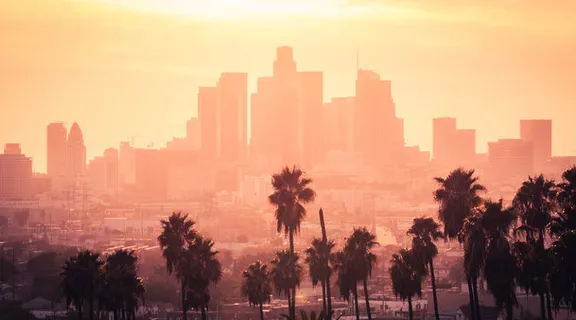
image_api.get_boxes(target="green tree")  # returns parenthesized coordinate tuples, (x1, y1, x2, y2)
(157, 212, 197, 320)
(407, 217, 443, 320)
(269, 166, 316, 320)
(434, 168, 485, 320)
(61, 250, 103, 320)
(389, 249, 423, 320)
(241, 261, 272, 320)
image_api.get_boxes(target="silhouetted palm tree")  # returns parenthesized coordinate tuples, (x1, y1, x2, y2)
(319, 208, 334, 319)
(390, 249, 423, 320)
(460, 214, 486, 320)
(333, 250, 359, 320)
(184, 236, 222, 320)
(481, 200, 517, 320)
(345, 228, 378, 320)
(304, 238, 335, 317)
(61, 250, 103, 320)
(548, 230, 576, 312)
(270, 250, 302, 318)
(157, 212, 197, 320)
(407, 217, 443, 320)
(513, 175, 556, 320)
(269, 166, 316, 319)
(434, 168, 485, 320)
(242, 261, 272, 320)
(551, 167, 576, 236)
(102, 249, 145, 320)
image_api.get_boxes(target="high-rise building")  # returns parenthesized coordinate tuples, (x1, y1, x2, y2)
(198, 86, 218, 160)
(433, 118, 476, 168)
(354, 70, 404, 167)
(47, 122, 67, 178)
(488, 139, 533, 181)
(217, 72, 248, 162)
(454, 129, 476, 166)
(298, 71, 323, 167)
(186, 117, 201, 150)
(520, 119, 552, 170)
(323, 97, 355, 153)
(87, 148, 119, 196)
(66, 123, 86, 180)
(250, 76, 277, 166)
(119, 141, 135, 185)
(0, 144, 33, 200)
(432, 117, 457, 163)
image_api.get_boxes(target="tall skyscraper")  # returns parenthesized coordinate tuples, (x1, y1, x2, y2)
(488, 139, 533, 180)
(250, 76, 276, 163)
(432, 117, 457, 163)
(186, 117, 200, 150)
(433, 118, 476, 168)
(298, 71, 323, 167)
(323, 97, 355, 153)
(354, 69, 404, 167)
(66, 122, 86, 180)
(0, 144, 32, 200)
(47, 122, 67, 178)
(217, 72, 248, 162)
(520, 119, 552, 170)
(119, 141, 135, 185)
(198, 86, 218, 160)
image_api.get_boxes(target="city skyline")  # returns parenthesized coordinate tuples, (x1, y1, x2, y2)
(1, 0, 575, 173)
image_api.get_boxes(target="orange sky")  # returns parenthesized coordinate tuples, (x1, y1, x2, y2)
(1, 0, 575, 172)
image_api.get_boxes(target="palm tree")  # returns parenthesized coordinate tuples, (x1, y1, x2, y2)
(61, 250, 103, 320)
(102, 249, 145, 320)
(551, 167, 576, 236)
(269, 166, 316, 319)
(434, 168, 485, 320)
(481, 200, 517, 320)
(460, 215, 486, 320)
(513, 175, 556, 320)
(304, 238, 335, 317)
(319, 208, 334, 319)
(270, 250, 302, 319)
(334, 250, 360, 320)
(157, 212, 197, 320)
(548, 230, 576, 312)
(407, 217, 443, 320)
(389, 249, 423, 320)
(184, 236, 222, 320)
(241, 261, 272, 320)
(345, 228, 378, 320)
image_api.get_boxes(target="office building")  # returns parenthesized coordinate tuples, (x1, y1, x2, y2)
(46, 122, 67, 178)
(520, 119, 552, 170)
(298, 71, 323, 167)
(186, 117, 201, 150)
(217, 72, 248, 162)
(488, 139, 533, 180)
(87, 148, 119, 196)
(66, 123, 87, 180)
(198, 86, 219, 160)
(432, 117, 457, 163)
(433, 118, 476, 168)
(0, 144, 33, 200)
(323, 97, 355, 153)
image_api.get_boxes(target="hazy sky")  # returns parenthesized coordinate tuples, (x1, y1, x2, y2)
(1, 0, 575, 172)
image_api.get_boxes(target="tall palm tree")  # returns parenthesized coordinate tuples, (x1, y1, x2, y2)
(157, 212, 197, 320)
(407, 217, 443, 320)
(269, 166, 316, 319)
(548, 230, 576, 312)
(61, 250, 103, 320)
(389, 249, 423, 320)
(184, 236, 222, 320)
(460, 215, 486, 320)
(242, 261, 272, 320)
(345, 228, 378, 320)
(102, 249, 145, 320)
(271, 250, 302, 319)
(434, 168, 485, 320)
(481, 200, 517, 320)
(319, 208, 334, 319)
(513, 175, 556, 320)
(304, 238, 335, 317)
(334, 250, 360, 320)
(551, 167, 576, 236)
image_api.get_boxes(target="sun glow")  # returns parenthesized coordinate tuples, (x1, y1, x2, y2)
(97, 0, 390, 20)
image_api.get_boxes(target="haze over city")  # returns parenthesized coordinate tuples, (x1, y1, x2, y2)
(1, 1, 576, 320)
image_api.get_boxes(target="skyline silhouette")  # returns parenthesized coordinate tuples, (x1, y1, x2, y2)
(1, 0, 575, 172)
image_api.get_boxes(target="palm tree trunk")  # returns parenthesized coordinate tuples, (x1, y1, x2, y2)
(259, 302, 265, 320)
(539, 293, 546, 320)
(353, 285, 360, 320)
(467, 277, 476, 320)
(201, 306, 207, 320)
(287, 291, 292, 319)
(181, 282, 187, 320)
(113, 309, 118, 320)
(546, 293, 553, 320)
(408, 296, 413, 320)
(325, 275, 332, 320)
(89, 298, 94, 320)
(506, 303, 513, 320)
(363, 278, 372, 320)
(289, 229, 296, 320)
(78, 302, 83, 320)
(472, 277, 481, 320)
(321, 279, 327, 317)
(429, 260, 440, 320)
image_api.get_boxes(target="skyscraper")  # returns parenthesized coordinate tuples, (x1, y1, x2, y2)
(217, 72, 248, 162)
(0, 144, 32, 200)
(47, 122, 67, 178)
(198, 86, 218, 160)
(488, 139, 533, 181)
(250, 76, 276, 164)
(520, 119, 552, 170)
(186, 117, 200, 150)
(432, 117, 457, 164)
(66, 122, 86, 180)
(298, 71, 323, 167)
